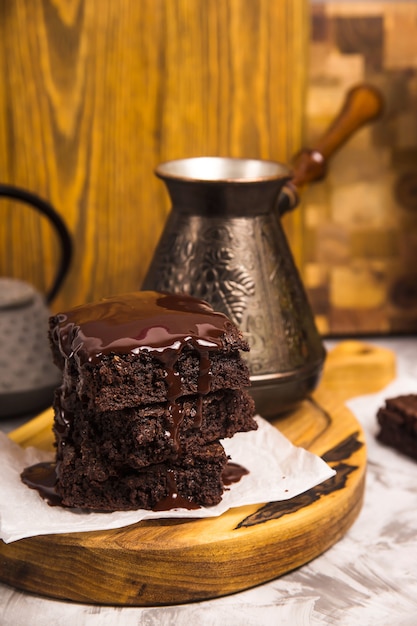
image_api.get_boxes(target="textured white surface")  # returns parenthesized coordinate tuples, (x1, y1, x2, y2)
(1, 337, 416, 626)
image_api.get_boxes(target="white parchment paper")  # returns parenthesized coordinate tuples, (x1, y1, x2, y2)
(0, 416, 335, 543)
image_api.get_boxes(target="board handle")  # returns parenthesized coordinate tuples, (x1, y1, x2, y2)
(279, 84, 384, 215)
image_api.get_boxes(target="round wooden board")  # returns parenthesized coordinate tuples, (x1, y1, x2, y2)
(0, 342, 396, 606)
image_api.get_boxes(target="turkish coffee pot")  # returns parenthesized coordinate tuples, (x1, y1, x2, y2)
(143, 85, 384, 417)
(0, 185, 72, 418)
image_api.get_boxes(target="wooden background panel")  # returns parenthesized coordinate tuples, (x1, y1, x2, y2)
(0, 0, 308, 313)
(302, 1, 417, 335)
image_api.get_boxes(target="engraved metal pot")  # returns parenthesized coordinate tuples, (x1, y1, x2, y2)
(142, 157, 325, 417)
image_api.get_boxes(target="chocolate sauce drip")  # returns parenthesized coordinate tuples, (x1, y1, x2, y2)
(192, 396, 203, 429)
(54, 395, 71, 437)
(222, 462, 249, 486)
(21, 462, 62, 506)
(152, 469, 200, 511)
(197, 349, 213, 395)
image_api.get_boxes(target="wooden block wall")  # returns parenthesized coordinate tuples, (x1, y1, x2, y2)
(302, 1, 417, 335)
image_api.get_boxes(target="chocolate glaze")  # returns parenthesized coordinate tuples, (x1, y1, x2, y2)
(51, 291, 236, 365)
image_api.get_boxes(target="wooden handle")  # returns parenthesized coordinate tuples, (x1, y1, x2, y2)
(292, 84, 384, 187)
(278, 84, 384, 215)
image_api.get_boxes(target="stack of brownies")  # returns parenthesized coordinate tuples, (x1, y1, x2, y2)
(46, 291, 257, 511)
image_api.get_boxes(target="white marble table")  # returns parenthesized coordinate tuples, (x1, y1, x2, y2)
(1, 337, 416, 626)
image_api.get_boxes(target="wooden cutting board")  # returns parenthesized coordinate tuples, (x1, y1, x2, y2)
(0, 341, 395, 606)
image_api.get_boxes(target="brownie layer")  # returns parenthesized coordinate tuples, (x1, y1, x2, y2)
(54, 389, 257, 470)
(56, 347, 251, 412)
(49, 291, 251, 413)
(376, 394, 417, 460)
(56, 442, 228, 511)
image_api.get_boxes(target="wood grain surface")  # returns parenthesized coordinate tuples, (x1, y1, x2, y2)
(0, 0, 308, 312)
(0, 341, 396, 606)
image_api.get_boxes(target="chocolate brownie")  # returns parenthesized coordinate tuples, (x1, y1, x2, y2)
(56, 442, 228, 511)
(51, 348, 250, 413)
(54, 388, 256, 470)
(376, 394, 417, 461)
(22, 291, 257, 511)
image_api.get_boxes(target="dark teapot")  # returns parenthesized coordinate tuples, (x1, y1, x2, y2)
(0, 185, 72, 418)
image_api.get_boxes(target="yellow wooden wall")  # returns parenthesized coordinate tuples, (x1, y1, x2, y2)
(0, 0, 308, 312)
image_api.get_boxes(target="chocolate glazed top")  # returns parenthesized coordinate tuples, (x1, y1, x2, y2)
(52, 291, 238, 367)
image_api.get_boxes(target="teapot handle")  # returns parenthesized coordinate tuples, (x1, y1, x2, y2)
(0, 184, 73, 304)
(278, 83, 384, 215)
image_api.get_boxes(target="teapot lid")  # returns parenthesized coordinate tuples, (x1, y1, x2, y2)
(0, 278, 37, 310)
